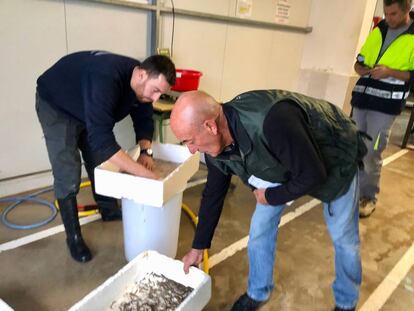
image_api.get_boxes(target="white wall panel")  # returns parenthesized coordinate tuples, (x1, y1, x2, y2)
(162, 0, 231, 16)
(65, 1, 148, 58)
(220, 25, 274, 101)
(374, 0, 383, 17)
(0, 0, 67, 179)
(297, 0, 377, 109)
(1, 0, 314, 194)
(65, 1, 150, 151)
(162, 0, 311, 26)
(267, 31, 306, 92)
(230, 0, 312, 27)
(301, 0, 375, 75)
(161, 0, 311, 101)
(161, 15, 228, 99)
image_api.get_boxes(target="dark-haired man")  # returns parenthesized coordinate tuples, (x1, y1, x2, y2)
(36, 51, 176, 262)
(351, 0, 414, 217)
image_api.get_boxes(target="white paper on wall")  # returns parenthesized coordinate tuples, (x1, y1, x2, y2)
(275, 0, 290, 24)
(236, 0, 253, 18)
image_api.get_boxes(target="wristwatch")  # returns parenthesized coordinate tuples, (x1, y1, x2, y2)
(140, 148, 153, 157)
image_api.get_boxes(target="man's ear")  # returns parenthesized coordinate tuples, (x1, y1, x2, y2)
(136, 68, 148, 82)
(204, 119, 218, 135)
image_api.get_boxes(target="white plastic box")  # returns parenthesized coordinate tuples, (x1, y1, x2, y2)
(0, 299, 14, 311)
(94, 143, 200, 208)
(94, 143, 200, 260)
(69, 250, 211, 311)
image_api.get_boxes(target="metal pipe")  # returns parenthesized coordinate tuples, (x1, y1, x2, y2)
(86, 0, 157, 11)
(85, 0, 312, 34)
(160, 6, 312, 33)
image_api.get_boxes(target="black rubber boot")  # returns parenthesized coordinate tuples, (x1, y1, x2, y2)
(97, 200, 122, 222)
(84, 164, 122, 222)
(58, 196, 92, 263)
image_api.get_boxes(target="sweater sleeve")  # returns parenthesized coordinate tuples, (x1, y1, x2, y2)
(263, 101, 327, 205)
(82, 73, 121, 161)
(130, 102, 154, 142)
(192, 156, 232, 249)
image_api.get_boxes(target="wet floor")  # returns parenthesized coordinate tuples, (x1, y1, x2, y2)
(1, 108, 414, 311)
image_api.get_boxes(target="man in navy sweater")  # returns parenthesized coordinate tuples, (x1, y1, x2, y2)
(36, 51, 176, 262)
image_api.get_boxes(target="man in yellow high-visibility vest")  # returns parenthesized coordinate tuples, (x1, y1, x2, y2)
(351, 0, 414, 217)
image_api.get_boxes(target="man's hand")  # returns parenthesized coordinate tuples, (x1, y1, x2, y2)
(136, 164, 159, 179)
(253, 188, 269, 205)
(370, 65, 390, 79)
(109, 149, 159, 179)
(354, 62, 371, 76)
(137, 154, 154, 170)
(182, 248, 203, 274)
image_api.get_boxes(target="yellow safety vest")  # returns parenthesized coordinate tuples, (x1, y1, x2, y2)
(351, 16, 414, 115)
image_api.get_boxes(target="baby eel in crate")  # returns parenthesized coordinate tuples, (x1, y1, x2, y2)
(114, 273, 193, 311)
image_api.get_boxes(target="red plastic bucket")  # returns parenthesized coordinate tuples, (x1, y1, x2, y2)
(171, 69, 203, 92)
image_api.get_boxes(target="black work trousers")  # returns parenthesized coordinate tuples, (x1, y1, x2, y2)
(35, 93, 116, 207)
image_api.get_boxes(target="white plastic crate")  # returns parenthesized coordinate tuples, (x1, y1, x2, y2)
(69, 251, 211, 311)
(94, 143, 200, 260)
(94, 143, 200, 207)
(0, 299, 14, 311)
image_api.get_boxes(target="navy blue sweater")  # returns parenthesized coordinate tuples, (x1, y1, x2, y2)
(37, 51, 154, 161)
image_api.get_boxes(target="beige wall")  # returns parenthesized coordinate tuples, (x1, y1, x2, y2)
(296, 0, 377, 109)
(0, 0, 150, 195)
(161, 0, 312, 101)
(0, 0, 377, 195)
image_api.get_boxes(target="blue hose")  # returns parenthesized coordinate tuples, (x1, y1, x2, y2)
(0, 187, 58, 230)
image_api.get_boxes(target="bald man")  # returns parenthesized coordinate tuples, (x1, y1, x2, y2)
(170, 90, 367, 311)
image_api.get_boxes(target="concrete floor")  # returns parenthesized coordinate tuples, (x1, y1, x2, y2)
(1, 108, 414, 311)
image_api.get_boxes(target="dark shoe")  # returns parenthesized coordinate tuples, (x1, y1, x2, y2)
(230, 293, 264, 311)
(98, 201, 122, 222)
(359, 198, 376, 218)
(66, 234, 92, 263)
(58, 196, 92, 263)
(333, 306, 355, 311)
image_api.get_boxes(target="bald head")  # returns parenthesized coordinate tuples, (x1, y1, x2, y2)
(170, 90, 221, 135)
(170, 90, 233, 156)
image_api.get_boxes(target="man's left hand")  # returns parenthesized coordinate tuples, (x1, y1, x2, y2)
(370, 65, 390, 79)
(253, 188, 269, 205)
(137, 154, 154, 170)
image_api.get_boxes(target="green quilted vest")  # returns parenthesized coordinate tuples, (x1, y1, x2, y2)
(208, 90, 365, 202)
